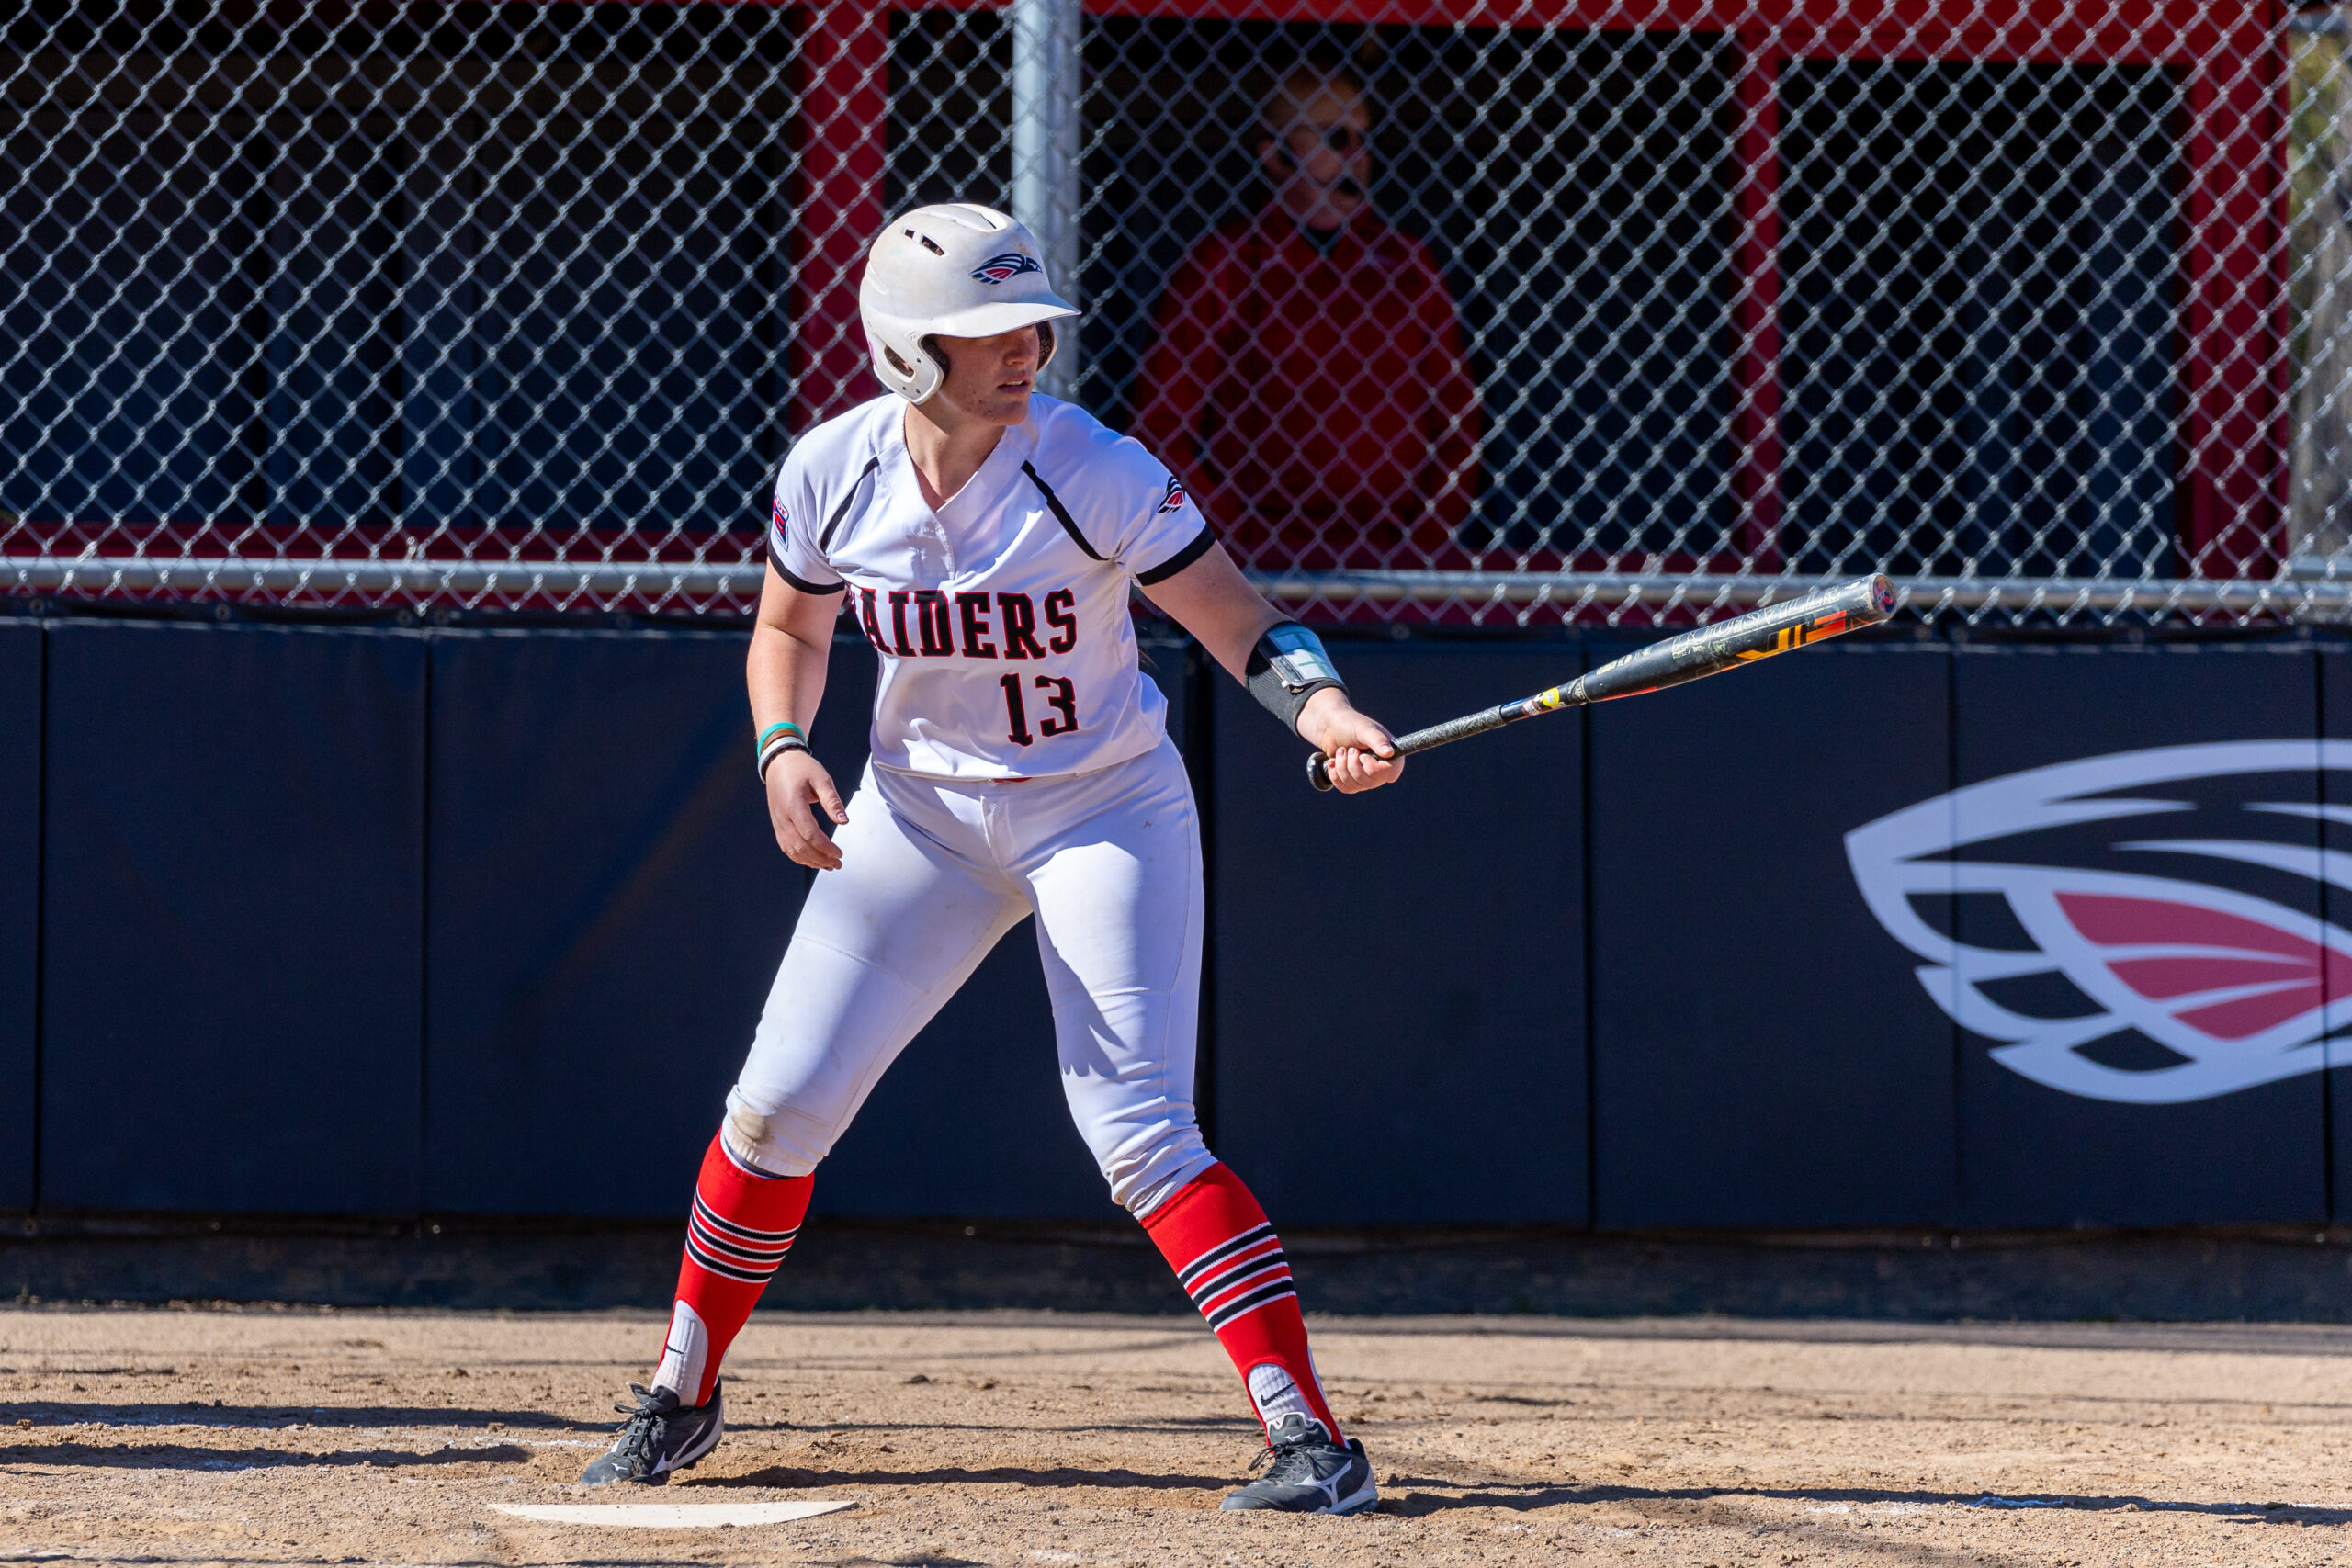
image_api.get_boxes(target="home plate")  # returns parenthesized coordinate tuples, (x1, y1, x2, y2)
(491, 1500, 855, 1529)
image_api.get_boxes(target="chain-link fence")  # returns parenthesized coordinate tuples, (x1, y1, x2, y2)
(0, 1, 2324, 625)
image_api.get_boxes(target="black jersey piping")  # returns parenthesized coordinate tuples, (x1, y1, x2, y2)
(818, 455, 882, 552)
(771, 545, 846, 594)
(1020, 460, 1105, 561)
(1133, 525, 1216, 586)
(769, 533, 846, 595)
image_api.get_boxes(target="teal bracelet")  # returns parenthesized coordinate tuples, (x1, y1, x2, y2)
(756, 720, 804, 750)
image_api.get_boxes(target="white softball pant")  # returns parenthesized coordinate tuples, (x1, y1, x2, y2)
(721, 734, 1217, 1214)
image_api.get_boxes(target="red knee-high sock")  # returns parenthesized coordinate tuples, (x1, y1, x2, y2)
(654, 1133, 812, 1407)
(1139, 1163, 1341, 1443)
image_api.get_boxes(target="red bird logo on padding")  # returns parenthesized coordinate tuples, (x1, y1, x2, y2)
(2056, 892, 2352, 1043)
(1848, 742, 2352, 1104)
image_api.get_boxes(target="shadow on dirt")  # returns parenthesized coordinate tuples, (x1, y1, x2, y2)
(0, 1402, 605, 1431)
(1379, 1480, 2352, 1522)
(0, 1560, 679, 1568)
(0, 1438, 538, 1470)
(701, 1462, 1233, 1493)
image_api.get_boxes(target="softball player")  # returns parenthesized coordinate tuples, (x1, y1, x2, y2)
(582, 203, 1401, 1515)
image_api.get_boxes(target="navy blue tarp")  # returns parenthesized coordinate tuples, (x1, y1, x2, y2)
(0, 620, 39, 1210)
(40, 622, 427, 1213)
(1212, 641, 1589, 1225)
(1588, 640, 1955, 1227)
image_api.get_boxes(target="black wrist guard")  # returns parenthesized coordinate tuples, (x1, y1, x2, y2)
(1245, 621, 1345, 734)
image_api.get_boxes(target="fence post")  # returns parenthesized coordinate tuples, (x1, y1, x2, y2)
(1012, 0, 1083, 403)
(796, 0, 892, 431)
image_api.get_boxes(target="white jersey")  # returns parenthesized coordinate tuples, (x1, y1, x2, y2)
(768, 393, 1215, 780)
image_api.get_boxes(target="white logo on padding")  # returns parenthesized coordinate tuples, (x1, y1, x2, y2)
(1846, 741, 2346, 1104)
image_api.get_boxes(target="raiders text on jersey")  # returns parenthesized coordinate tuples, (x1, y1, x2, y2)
(769, 393, 1214, 779)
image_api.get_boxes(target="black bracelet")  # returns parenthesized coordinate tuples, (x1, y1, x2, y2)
(757, 733, 809, 781)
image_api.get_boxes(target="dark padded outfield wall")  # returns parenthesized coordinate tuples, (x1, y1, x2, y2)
(420, 629, 1189, 1224)
(1213, 641, 1588, 1226)
(1950, 642, 2324, 1228)
(424, 629, 804, 1218)
(2320, 644, 2352, 1217)
(814, 638, 1193, 1222)
(41, 622, 427, 1213)
(1589, 639, 1954, 1228)
(0, 620, 39, 1211)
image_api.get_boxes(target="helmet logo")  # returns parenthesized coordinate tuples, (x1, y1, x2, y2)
(970, 252, 1043, 285)
(1155, 476, 1188, 514)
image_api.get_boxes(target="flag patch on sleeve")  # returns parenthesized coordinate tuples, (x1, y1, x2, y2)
(1155, 476, 1188, 514)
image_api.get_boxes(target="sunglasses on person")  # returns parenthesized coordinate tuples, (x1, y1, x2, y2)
(1281, 123, 1366, 157)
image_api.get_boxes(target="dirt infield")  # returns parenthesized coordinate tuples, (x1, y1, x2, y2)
(4, 1308, 2351, 1565)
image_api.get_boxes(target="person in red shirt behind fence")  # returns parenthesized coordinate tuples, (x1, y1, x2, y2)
(1129, 66, 1481, 575)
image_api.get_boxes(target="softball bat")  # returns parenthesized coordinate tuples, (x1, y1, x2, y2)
(1306, 574, 1898, 792)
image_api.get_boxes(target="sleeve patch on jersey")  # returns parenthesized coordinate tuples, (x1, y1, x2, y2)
(771, 501, 788, 535)
(1155, 476, 1188, 514)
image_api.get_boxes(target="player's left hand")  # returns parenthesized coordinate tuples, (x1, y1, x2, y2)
(765, 749, 850, 870)
(1298, 689, 1402, 794)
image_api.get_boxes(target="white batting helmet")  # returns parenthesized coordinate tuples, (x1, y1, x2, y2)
(859, 203, 1079, 402)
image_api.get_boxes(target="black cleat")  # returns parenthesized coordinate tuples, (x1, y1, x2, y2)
(579, 1381, 725, 1486)
(1220, 1412, 1377, 1515)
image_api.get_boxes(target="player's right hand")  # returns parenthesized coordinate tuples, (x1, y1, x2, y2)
(766, 750, 850, 870)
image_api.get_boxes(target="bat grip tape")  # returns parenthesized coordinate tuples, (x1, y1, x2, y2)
(1306, 700, 1528, 792)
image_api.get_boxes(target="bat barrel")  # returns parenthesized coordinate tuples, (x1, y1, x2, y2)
(1305, 574, 1894, 792)
(1573, 574, 1894, 705)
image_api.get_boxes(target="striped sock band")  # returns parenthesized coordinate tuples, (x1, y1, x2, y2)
(1174, 1222, 1297, 1332)
(1138, 1163, 1341, 1442)
(684, 1192, 799, 1285)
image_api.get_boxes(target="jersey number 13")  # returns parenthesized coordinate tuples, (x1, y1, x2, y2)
(1000, 673, 1077, 747)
